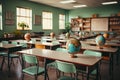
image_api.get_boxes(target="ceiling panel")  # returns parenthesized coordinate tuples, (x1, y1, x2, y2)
(29, 0, 120, 10)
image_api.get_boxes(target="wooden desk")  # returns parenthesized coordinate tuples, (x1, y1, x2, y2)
(0, 43, 21, 74)
(18, 48, 101, 80)
(81, 39, 120, 65)
(81, 40, 120, 47)
(11, 40, 61, 50)
(81, 44, 118, 80)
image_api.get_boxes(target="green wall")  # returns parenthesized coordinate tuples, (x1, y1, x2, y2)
(0, 0, 69, 37)
(0, 0, 120, 37)
(69, 4, 120, 19)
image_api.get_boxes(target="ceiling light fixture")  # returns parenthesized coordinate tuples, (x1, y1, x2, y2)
(60, 0, 76, 4)
(73, 5, 87, 8)
(102, 1, 118, 5)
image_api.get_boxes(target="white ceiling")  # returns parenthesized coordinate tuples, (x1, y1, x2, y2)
(29, 0, 119, 10)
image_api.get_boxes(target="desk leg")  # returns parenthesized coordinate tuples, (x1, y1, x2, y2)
(44, 58, 54, 80)
(8, 52, 10, 76)
(96, 62, 100, 80)
(86, 67, 89, 80)
(109, 53, 114, 80)
(44, 58, 47, 80)
(116, 48, 119, 65)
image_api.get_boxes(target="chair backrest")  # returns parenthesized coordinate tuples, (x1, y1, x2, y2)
(20, 43, 28, 48)
(56, 48, 68, 53)
(2, 41, 8, 44)
(56, 60, 76, 73)
(11, 41, 27, 48)
(23, 54, 38, 64)
(52, 40, 60, 44)
(11, 41, 19, 45)
(83, 50, 102, 57)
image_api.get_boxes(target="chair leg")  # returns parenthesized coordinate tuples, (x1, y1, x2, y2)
(22, 73, 24, 80)
(18, 57, 22, 66)
(55, 69, 59, 78)
(47, 72, 49, 80)
(11, 58, 15, 67)
(0, 56, 5, 70)
(35, 75, 37, 80)
(81, 72, 84, 80)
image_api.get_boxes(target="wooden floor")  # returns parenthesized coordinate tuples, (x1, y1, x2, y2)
(0, 55, 120, 80)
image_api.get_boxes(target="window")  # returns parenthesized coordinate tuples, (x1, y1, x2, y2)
(16, 7, 32, 30)
(59, 14, 65, 29)
(42, 11, 52, 30)
(0, 4, 2, 30)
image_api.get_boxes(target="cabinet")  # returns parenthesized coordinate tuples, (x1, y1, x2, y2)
(71, 17, 91, 31)
(109, 17, 120, 32)
(71, 16, 120, 32)
(82, 18, 91, 31)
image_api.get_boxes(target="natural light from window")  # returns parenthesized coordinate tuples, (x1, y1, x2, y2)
(0, 4, 2, 30)
(42, 11, 53, 30)
(16, 7, 32, 30)
(59, 14, 65, 29)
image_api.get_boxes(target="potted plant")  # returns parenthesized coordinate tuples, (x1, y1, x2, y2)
(18, 22, 29, 30)
(65, 22, 71, 33)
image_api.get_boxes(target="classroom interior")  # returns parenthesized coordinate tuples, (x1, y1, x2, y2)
(0, 0, 120, 80)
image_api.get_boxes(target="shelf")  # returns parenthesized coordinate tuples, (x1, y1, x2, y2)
(109, 17, 120, 32)
(71, 17, 91, 31)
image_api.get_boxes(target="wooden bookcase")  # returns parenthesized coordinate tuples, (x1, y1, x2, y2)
(71, 16, 120, 33)
(82, 18, 91, 31)
(109, 17, 120, 32)
(71, 17, 91, 32)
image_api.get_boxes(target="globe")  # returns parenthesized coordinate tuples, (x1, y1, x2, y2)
(103, 33, 109, 39)
(95, 35, 106, 48)
(50, 32, 55, 38)
(79, 32, 82, 37)
(66, 38, 81, 54)
(65, 32, 70, 39)
(24, 33, 31, 42)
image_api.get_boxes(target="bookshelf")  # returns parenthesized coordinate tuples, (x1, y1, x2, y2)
(71, 16, 120, 33)
(109, 17, 120, 32)
(71, 17, 91, 32)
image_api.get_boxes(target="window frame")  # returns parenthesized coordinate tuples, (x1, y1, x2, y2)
(42, 11, 53, 30)
(0, 4, 2, 30)
(16, 7, 32, 30)
(59, 14, 65, 29)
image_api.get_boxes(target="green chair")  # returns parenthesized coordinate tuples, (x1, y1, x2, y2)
(19, 42, 28, 49)
(83, 50, 102, 80)
(56, 48, 68, 53)
(47, 48, 68, 68)
(0, 41, 8, 70)
(0, 41, 9, 69)
(56, 60, 79, 80)
(22, 54, 49, 80)
(47, 48, 68, 78)
(1, 41, 21, 69)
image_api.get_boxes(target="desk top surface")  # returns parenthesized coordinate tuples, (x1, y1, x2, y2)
(11, 40, 61, 46)
(81, 44, 118, 53)
(81, 39, 120, 47)
(0, 43, 21, 48)
(18, 48, 101, 66)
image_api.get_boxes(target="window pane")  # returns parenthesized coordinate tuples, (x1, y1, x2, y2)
(16, 7, 32, 30)
(42, 11, 53, 30)
(59, 14, 65, 29)
(0, 4, 2, 30)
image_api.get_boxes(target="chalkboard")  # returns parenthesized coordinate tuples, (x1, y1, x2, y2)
(91, 18, 108, 31)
